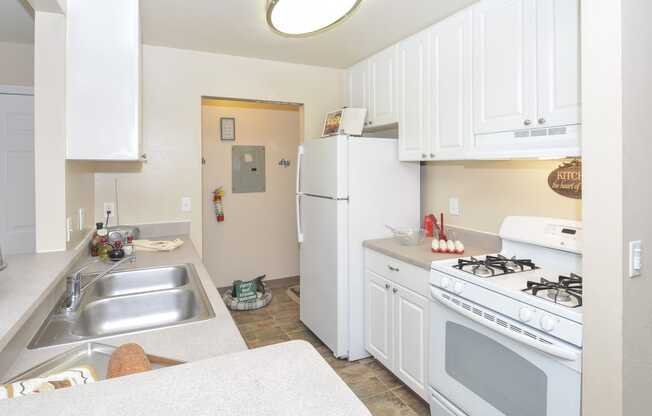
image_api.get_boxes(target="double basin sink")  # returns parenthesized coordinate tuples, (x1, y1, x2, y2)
(28, 264, 215, 349)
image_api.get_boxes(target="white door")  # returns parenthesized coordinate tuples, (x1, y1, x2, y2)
(365, 270, 393, 369)
(368, 46, 399, 127)
(347, 60, 368, 112)
(429, 9, 472, 160)
(299, 195, 348, 357)
(0, 93, 35, 255)
(536, 0, 581, 128)
(398, 31, 429, 161)
(299, 136, 348, 199)
(394, 285, 428, 400)
(473, 0, 537, 135)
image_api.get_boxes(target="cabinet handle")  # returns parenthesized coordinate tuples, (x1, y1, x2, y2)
(538, 118, 546, 125)
(392, 288, 398, 294)
(387, 265, 400, 272)
(524, 119, 532, 126)
(385, 283, 391, 289)
(430, 153, 435, 158)
(421, 153, 427, 158)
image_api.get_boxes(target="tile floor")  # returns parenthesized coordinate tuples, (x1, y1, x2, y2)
(229, 285, 430, 416)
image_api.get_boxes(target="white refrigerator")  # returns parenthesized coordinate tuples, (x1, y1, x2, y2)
(296, 135, 420, 361)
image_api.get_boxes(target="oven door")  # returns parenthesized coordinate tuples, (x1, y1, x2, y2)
(429, 287, 581, 416)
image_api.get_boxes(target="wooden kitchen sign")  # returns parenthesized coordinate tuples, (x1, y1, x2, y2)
(548, 159, 582, 199)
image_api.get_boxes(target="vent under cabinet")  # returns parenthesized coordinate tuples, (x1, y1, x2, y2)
(514, 126, 568, 138)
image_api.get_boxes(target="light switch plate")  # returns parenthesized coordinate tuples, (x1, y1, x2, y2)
(449, 197, 460, 216)
(78, 208, 86, 231)
(629, 240, 642, 278)
(66, 217, 73, 242)
(181, 197, 192, 212)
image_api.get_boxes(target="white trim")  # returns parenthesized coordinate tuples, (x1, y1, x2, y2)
(0, 85, 34, 96)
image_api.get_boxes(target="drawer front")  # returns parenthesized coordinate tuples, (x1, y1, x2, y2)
(365, 248, 430, 297)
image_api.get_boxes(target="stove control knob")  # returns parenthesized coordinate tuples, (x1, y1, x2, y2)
(519, 308, 534, 323)
(453, 281, 465, 294)
(540, 315, 557, 332)
(440, 277, 451, 289)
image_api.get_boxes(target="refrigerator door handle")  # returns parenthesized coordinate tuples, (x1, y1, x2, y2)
(296, 194, 304, 243)
(296, 145, 304, 195)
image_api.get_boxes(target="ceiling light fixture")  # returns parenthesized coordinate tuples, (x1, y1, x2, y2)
(266, 0, 362, 38)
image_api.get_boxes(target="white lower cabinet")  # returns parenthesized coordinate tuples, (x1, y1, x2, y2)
(364, 251, 429, 401)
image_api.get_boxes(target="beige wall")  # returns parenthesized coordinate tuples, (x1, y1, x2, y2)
(0, 41, 34, 86)
(33, 11, 66, 252)
(421, 160, 582, 234)
(201, 99, 300, 287)
(65, 161, 95, 248)
(94, 45, 345, 253)
(621, 0, 652, 413)
(581, 0, 624, 408)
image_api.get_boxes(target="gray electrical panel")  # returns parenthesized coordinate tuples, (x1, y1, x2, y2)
(232, 145, 265, 193)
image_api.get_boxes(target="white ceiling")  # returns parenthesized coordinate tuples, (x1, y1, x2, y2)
(141, 0, 477, 68)
(0, 0, 479, 68)
(0, 0, 34, 44)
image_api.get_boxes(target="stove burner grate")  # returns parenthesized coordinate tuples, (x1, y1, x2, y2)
(453, 255, 538, 277)
(523, 273, 583, 307)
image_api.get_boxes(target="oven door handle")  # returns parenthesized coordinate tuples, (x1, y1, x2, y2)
(431, 288, 579, 362)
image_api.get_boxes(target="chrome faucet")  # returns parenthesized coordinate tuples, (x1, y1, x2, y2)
(0, 244, 6, 271)
(62, 255, 136, 312)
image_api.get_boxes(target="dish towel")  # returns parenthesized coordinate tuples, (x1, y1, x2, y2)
(132, 238, 184, 252)
(0, 366, 97, 400)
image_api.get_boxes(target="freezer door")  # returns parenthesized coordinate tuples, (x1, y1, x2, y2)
(298, 135, 348, 199)
(299, 195, 348, 357)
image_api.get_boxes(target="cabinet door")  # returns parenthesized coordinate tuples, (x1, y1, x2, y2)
(398, 32, 429, 161)
(394, 285, 429, 400)
(66, 0, 141, 160)
(473, 0, 537, 135)
(429, 9, 472, 160)
(365, 270, 393, 369)
(369, 45, 399, 127)
(347, 60, 368, 110)
(536, 0, 581, 127)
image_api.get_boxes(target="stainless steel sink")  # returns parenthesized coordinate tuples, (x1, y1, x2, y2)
(91, 265, 189, 297)
(28, 264, 215, 349)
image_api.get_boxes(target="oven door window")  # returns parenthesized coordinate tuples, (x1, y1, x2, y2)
(446, 322, 547, 416)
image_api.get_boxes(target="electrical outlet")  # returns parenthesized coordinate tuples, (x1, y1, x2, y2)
(78, 208, 86, 231)
(66, 217, 73, 242)
(103, 202, 115, 216)
(449, 197, 460, 216)
(181, 197, 192, 212)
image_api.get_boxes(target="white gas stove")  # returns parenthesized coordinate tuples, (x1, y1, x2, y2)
(428, 217, 583, 416)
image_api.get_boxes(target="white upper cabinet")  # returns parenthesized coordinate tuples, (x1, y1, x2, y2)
(66, 0, 142, 161)
(428, 8, 473, 160)
(473, 0, 537, 135)
(398, 32, 428, 161)
(368, 46, 399, 127)
(536, 0, 581, 128)
(347, 60, 368, 111)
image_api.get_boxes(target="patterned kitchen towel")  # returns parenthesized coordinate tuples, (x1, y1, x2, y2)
(0, 365, 97, 400)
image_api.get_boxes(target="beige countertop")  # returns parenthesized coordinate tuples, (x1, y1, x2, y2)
(2, 234, 248, 379)
(0, 341, 371, 416)
(1, 231, 368, 415)
(0, 244, 87, 352)
(363, 227, 501, 270)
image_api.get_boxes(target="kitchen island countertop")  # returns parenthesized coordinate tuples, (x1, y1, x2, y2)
(0, 340, 371, 416)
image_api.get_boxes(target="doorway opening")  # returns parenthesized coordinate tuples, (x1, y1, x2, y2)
(201, 97, 303, 289)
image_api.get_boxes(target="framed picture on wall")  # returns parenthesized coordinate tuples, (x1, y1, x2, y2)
(220, 117, 236, 141)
